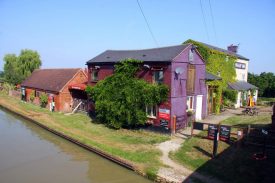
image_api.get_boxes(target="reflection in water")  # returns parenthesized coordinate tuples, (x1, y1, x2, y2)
(0, 108, 151, 183)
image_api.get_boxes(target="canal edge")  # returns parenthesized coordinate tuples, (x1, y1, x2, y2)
(0, 103, 174, 183)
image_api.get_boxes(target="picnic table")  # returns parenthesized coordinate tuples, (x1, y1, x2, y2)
(242, 107, 259, 116)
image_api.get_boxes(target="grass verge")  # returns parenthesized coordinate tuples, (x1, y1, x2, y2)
(170, 112, 274, 183)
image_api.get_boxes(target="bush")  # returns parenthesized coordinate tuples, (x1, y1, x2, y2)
(86, 59, 169, 129)
(30, 91, 35, 102)
(223, 89, 237, 103)
(1, 82, 14, 94)
(39, 93, 48, 108)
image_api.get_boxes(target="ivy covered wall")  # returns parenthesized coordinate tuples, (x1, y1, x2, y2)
(184, 39, 237, 113)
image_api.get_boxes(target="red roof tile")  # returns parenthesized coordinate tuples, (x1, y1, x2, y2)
(21, 68, 81, 92)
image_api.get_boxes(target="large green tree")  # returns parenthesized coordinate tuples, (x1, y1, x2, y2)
(3, 49, 41, 84)
(248, 72, 275, 97)
(86, 59, 169, 129)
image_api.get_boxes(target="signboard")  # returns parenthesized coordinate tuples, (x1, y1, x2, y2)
(219, 125, 231, 142)
(193, 122, 204, 131)
(208, 124, 218, 139)
(159, 108, 170, 120)
(160, 119, 168, 128)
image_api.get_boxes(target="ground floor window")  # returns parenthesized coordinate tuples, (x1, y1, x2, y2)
(146, 105, 157, 118)
(35, 90, 40, 97)
(186, 96, 194, 111)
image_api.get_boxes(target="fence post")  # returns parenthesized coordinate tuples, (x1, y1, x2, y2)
(172, 115, 176, 135)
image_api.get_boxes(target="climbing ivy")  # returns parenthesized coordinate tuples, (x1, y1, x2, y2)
(184, 39, 237, 113)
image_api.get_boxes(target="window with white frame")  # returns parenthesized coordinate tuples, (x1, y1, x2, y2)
(235, 62, 246, 69)
(186, 96, 194, 111)
(146, 105, 157, 118)
(152, 70, 164, 84)
(189, 49, 194, 62)
(91, 69, 99, 81)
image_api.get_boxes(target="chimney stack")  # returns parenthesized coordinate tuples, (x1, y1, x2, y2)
(227, 44, 238, 53)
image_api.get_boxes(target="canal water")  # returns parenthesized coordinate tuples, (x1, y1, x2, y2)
(0, 108, 151, 183)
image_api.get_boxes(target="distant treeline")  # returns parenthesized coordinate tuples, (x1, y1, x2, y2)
(248, 72, 275, 97)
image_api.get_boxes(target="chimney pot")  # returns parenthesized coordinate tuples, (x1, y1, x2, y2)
(227, 45, 238, 53)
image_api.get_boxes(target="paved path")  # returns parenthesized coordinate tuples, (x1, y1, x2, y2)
(156, 109, 241, 182)
(156, 136, 224, 183)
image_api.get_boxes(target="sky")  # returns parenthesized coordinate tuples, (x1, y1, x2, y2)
(0, 0, 274, 74)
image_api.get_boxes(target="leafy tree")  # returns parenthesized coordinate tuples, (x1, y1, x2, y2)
(18, 49, 41, 79)
(3, 54, 23, 84)
(0, 71, 4, 78)
(86, 59, 169, 129)
(3, 49, 41, 84)
(248, 72, 275, 97)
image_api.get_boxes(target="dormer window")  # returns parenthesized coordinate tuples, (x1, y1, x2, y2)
(189, 49, 194, 62)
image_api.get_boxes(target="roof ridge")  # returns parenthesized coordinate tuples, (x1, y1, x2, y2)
(36, 68, 81, 70)
(194, 40, 249, 60)
(106, 44, 191, 52)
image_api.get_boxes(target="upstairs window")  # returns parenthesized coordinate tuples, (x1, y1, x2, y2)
(146, 105, 157, 118)
(152, 70, 164, 84)
(235, 62, 246, 69)
(91, 69, 99, 81)
(187, 65, 196, 93)
(189, 49, 194, 62)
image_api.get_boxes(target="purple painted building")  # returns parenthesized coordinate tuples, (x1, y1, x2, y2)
(86, 44, 207, 130)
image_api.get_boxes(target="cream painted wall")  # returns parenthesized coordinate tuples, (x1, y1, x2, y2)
(235, 59, 249, 81)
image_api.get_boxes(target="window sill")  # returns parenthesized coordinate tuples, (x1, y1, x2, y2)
(147, 116, 157, 119)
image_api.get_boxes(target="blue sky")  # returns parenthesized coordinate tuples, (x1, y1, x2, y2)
(0, 0, 274, 74)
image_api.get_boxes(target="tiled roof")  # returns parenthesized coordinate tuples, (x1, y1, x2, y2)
(205, 72, 222, 81)
(228, 81, 258, 91)
(198, 42, 249, 61)
(21, 68, 81, 92)
(87, 44, 191, 64)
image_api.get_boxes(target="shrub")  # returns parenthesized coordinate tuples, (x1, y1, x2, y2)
(1, 82, 14, 94)
(30, 91, 35, 102)
(39, 93, 48, 108)
(86, 59, 169, 129)
(223, 89, 237, 103)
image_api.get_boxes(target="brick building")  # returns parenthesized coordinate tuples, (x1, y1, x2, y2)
(86, 44, 208, 130)
(21, 68, 87, 112)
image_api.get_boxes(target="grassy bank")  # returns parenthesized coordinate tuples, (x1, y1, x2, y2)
(170, 112, 274, 183)
(0, 93, 170, 178)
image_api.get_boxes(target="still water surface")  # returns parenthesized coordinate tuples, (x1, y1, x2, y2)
(0, 108, 151, 183)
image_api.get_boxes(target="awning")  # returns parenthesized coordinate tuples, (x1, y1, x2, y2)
(228, 81, 258, 91)
(68, 83, 87, 91)
(205, 72, 222, 81)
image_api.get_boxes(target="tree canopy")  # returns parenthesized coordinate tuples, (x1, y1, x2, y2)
(248, 72, 275, 97)
(86, 59, 169, 129)
(3, 49, 42, 84)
